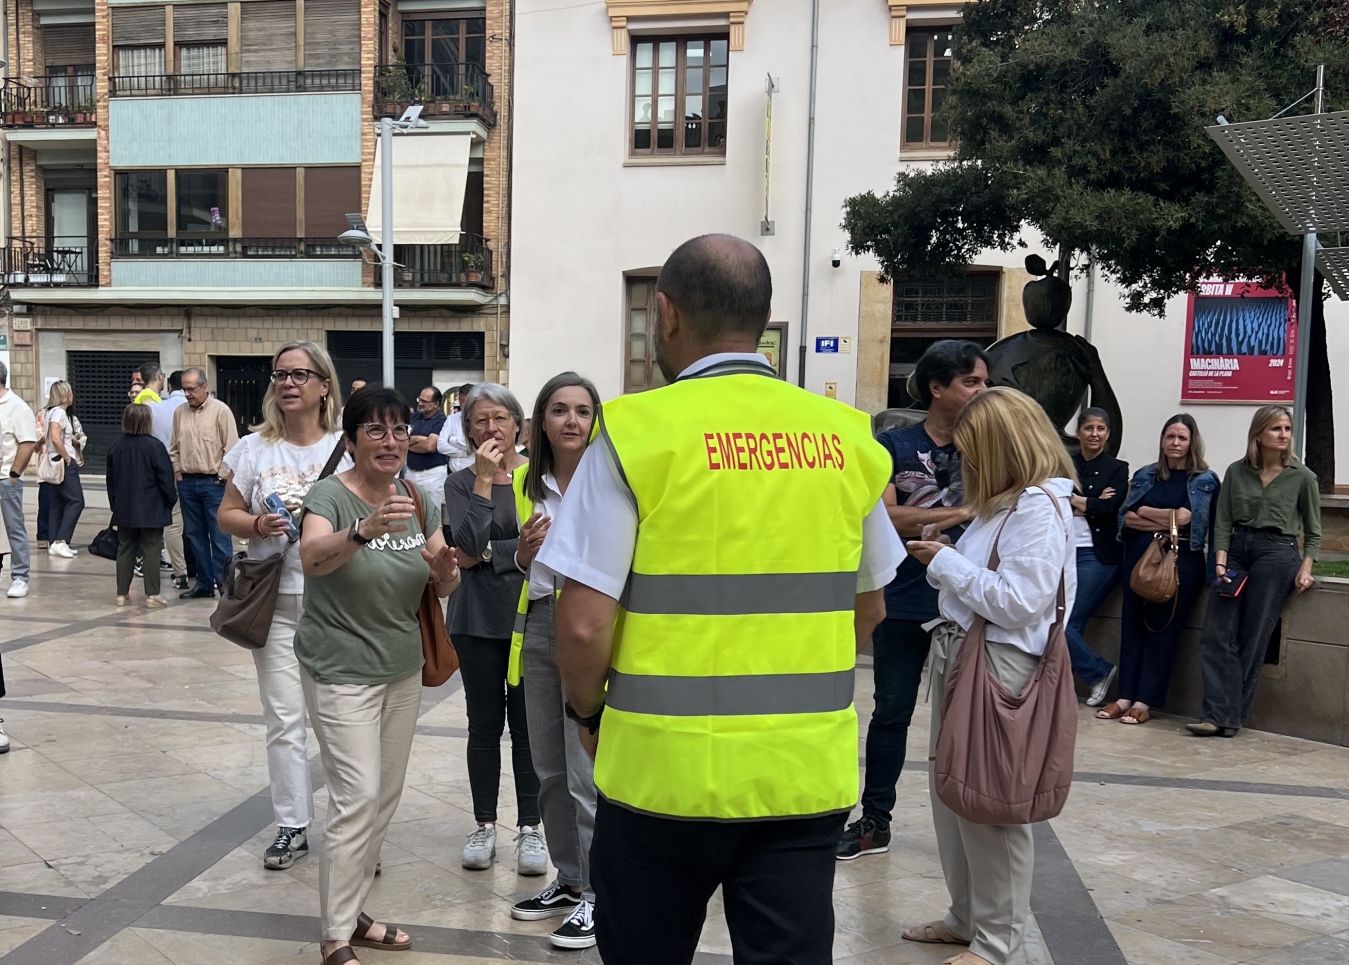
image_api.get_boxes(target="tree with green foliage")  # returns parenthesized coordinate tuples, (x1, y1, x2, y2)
(843, 0, 1347, 490)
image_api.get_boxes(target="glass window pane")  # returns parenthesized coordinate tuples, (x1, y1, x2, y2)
(635, 71, 651, 96)
(659, 67, 675, 95)
(930, 118, 949, 143)
(634, 127, 651, 150)
(687, 67, 704, 93)
(709, 120, 726, 149)
(710, 66, 727, 90)
(657, 94, 675, 123)
(656, 126, 674, 149)
(937, 32, 954, 57)
(685, 94, 702, 120)
(711, 39, 727, 65)
(931, 87, 947, 114)
(179, 44, 226, 76)
(177, 170, 228, 235)
(685, 121, 702, 149)
(630, 307, 646, 333)
(659, 42, 676, 67)
(465, 37, 485, 68)
(708, 91, 727, 121)
(404, 20, 426, 38)
(431, 19, 457, 35)
(908, 59, 926, 88)
(905, 116, 925, 143)
(933, 59, 950, 87)
(634, 95, 652, 124)
(117, 171, 167, 235)
(909, 32, 929, 58)
(116, 46, 164, 76)
(629, 335, 646, 360)
(907, 88, 926, 116)
(432, 37, 460, 66)
(635, 43, 652, 69)
(686, 41, 704, 65)
(628, 361, 647, 387)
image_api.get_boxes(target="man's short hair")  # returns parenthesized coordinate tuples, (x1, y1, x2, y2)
(139, 361, 162, 384)
(911, 340, 990, 408)
(656, 234, 773, 341)
(182, 367, 208, 387)
(0, 360, 7, 386)
(168, 370, 183, 391)
(421, 386, 443, 405)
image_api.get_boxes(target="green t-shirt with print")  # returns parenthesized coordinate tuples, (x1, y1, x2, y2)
(294, 475, 441, 685)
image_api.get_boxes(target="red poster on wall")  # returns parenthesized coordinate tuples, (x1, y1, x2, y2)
(1182, 280, 1297, 403)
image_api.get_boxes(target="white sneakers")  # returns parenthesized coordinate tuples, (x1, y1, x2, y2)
(1086, 665, 1118, 708)
(0, 719, 9, 754)
(6, 578, 27, 598)
(462, 824, 497, 870)
(48, 541, 76, 559)
(516, 826, 548, 876)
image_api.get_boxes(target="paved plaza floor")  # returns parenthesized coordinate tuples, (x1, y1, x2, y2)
(3, 486, 1349, 965)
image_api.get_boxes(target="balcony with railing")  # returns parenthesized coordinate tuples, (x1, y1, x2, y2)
(110, 237, 363, 258)
(373, 63, 495, 126)
(2, 239, 96, 286)
(2, 77, 96, 127)
(109, 69, 360, 98)
(375, 236, 495, 289)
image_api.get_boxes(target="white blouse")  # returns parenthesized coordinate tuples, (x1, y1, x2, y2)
(926, 479, 1077, 656)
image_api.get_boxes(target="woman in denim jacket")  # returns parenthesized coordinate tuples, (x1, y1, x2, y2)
(1096, 414, 1219, 725)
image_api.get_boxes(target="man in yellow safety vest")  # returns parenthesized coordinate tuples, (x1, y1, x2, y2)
(537, 234, 906, 964)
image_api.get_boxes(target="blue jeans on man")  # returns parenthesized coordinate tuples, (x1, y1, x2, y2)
(178, 474, 231, 591)
(0, 479, 29, 581)
(1066, 545, 1118, 686)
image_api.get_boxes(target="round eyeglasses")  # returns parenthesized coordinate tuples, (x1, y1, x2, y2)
(271, 368, 322, 386)
(471, 413, 516, 431)
(358, 423, 412, 442)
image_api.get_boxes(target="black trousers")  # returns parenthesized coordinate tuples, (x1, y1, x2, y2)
(454, 633, 540, 826)
(592, 796, 846, 965)
(116, 527, 164, 597)
(860, 617, 932, 825)
(1199, 529, 1301, 730)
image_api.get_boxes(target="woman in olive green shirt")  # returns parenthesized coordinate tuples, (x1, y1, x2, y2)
(1189, 406, 1320, 738)
(295, 387, 460, 965)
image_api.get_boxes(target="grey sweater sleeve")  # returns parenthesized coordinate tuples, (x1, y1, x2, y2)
(446, 482, 495, 557)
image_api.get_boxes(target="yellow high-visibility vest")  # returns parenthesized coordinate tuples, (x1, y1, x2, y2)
(594, 359, 892, 820)
(507, 468, 533, 686)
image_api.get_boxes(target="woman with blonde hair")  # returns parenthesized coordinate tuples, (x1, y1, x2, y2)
(41, 380, 86, 558)
(1188, 405, 1320, 738)
(902, 386, 1076, 965)
(218, 340, 350, 870)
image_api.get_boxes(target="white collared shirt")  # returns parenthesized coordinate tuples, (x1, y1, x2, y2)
(435, 410, 476, 473)
(534, 353, 906, 602)
(522, 470, 565, 601)
(926, 480, 1077, 655)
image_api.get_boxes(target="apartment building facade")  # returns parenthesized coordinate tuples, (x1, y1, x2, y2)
(1, 0, 510, 467)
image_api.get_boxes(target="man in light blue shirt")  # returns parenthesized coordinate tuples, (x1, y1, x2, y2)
(148, 371, 189, 587)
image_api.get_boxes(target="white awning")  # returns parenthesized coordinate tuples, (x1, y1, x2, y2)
(366, 132, 472, 245)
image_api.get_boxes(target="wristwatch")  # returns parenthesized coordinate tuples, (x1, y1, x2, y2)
(564, 701, 604, 735)
(8, 471, 19, 480)
(349, 518, 372, 545)
(481, 543, 494, 563)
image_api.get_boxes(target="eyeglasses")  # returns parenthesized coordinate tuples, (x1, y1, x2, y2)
(182, 383, 207, 393)
(358, 423, 412, 442)
(471, 414, 516, 431)
(271, 368, 321, 386)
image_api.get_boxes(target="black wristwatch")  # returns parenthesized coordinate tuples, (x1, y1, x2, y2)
(565, 701, 604, 735)
(349, 518, 372, 544)
(8, 471, 19, 480)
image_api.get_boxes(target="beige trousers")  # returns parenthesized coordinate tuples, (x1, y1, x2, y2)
(928, 622, 1038, 965)
(164, 504, 186, 578)
(301, 667, 422, 940)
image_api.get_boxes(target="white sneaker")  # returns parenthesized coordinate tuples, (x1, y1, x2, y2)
(462, 823, 496, 870)
(1087, 665, 1117, 707)
(0, 719, 9, 754)
(515, 825, 548, 876)
(7, 579, 28, 598)
(49, 541, 74, 559)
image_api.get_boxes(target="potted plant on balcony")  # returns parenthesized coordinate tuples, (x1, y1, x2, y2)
(461, 83, 481, 116)
(461, 250, 484, 284)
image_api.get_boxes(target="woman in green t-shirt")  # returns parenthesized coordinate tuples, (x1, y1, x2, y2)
(294, 386, 461, 965)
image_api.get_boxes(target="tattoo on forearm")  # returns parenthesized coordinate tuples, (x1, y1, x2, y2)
(312, 551, 342, 569)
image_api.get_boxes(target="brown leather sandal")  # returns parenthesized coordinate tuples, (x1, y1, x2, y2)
(1095, 701, 1129, 720)
(322, 946, 360, 965)
(902, 920, 970, 945)
(1121, 704, 1151, 725)
(351, 912, 412, 951)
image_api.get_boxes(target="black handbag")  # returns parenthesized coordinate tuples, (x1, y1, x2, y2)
(88, 525, 119, 561)
(210, 438, 346, 649)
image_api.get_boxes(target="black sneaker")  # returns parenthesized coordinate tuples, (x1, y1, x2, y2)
(511, 879, 582, 921)
(836, 816, 891, 860)
(549, 899, 595, 949)
(172, 576, 190, 591)
(264, 826, 308, 870)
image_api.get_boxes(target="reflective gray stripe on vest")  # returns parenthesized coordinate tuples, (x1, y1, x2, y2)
(513, 610, 527, 635)
(607, 668, 855, 717)
(621, 571, 856, 615)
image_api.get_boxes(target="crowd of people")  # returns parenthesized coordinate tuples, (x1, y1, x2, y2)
(0, 233, 1329, 964)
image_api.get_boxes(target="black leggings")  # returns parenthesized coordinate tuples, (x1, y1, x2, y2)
(455, 634, 540, 826)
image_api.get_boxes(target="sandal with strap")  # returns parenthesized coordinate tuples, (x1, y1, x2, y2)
(322, 946, 360, 965)
(1121, 704, 1151, 725)
(942, 953, 993, 965)
(902, 920, 970, 945)
(351, 912, 412, 951)
(1095, 701, 1129, 720)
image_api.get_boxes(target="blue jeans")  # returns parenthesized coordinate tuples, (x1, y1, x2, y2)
(860, 618, 932, 826)
(1066, 546, 1118, 686)
(49, 464, 84, 544)
(0, 479, 29, 581)
(36, 480, 54, 542)
(178, 475, 231, 590)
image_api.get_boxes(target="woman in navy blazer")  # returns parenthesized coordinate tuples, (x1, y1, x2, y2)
(106, 404, 178, 607)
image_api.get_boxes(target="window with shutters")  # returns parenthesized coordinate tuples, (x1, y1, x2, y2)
(241, 0, 298, 73)
(111, 5, 166, 93)
(304, 0, 361, 70)
(303, 167, 362, 240)
(902, 28, 954, 152)
(630, 36, 728, 158)
(38, 25, 95, 111)
(173, 3, 228, 88)
(241, 168, 298, 239)
(623, 274, 668, 393)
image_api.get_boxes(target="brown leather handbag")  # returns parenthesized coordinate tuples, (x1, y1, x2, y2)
(933, 491, 1078, 826)
(406, 482, 459, 687)
(1129, 509, 1182, 631)
(210, 439, 346, 649)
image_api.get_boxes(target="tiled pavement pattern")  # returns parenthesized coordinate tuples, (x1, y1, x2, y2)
(3, 487, 1349, 964)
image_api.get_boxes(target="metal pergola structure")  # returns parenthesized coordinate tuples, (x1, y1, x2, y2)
(1205, 68, 1345, 457)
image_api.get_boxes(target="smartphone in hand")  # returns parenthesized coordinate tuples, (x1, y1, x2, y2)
(262, 493, 300, 541)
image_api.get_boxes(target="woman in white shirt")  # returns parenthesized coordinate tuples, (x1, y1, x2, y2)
(902, 386, 1076, 965)
(218, 340, 350, 872)
(509, 372, 603, 950)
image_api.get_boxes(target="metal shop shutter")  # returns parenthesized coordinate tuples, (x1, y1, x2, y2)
(111, 6, 166, 46)
(241, 0, 297, 72)
(173, 3, 229, 43)
(242, 168, 298, 237)
(303, 0, 360, 70)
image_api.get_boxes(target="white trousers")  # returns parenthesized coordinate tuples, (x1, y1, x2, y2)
(928, 622, 1038, 965)
(252, 594, 312, 829)
(403, 466, 447, 510)
(164, 503, 186, 578)
(302, 667, 422, 940)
